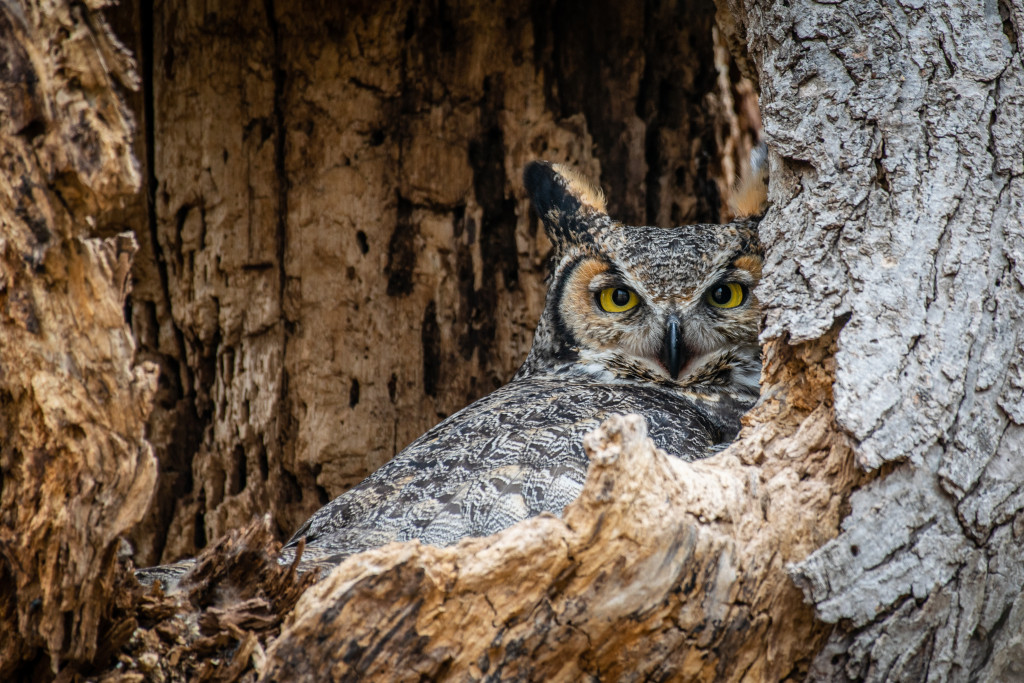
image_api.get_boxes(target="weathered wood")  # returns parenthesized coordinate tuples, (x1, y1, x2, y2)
(260, 331, 855, 681)
(6, 0, 1022, 680)
(128, 0, 759, 567)
(0, 0, 155, 676)
(257, 0, 1024, 678)
(99, 517, 314, 683)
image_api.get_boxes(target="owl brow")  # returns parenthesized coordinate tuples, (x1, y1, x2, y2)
(694, 267, 731, 292)
(705, 263, 757, 287)
(587, 263, 632, 291)
(719, 268, 753, 284)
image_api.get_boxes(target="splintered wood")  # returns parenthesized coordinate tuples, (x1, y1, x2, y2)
(259, 332, 858, 682)
(99, 518, 315, 683)
(0, 0, 154, 677)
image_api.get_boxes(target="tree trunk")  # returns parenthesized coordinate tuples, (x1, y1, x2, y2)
(1, 0, 1021, 681)
(740, 1, 1024, 678)
(0, 1, 156, 677)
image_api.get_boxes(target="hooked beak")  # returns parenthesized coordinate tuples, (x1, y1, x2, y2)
(660, 314, 689, 380)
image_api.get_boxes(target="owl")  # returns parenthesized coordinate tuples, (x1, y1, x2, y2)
(278, 161, 765, 570)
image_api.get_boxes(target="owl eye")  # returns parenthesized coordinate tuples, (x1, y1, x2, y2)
(705, 282, 746, 309)
(598, 287, 639, 313)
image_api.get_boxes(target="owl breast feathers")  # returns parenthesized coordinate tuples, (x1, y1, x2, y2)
(281, 161, 764, 570)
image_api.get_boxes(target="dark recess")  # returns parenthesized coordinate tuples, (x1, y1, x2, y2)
(385, 195, 417, 297)
(463, 74, 518, 381)
(421, 301, 442, 397)
(349, 378, 361, 408)
(279, 468, 303, 505)
(228, 445, 247, 496)
(257, 444, 269, 481)
(193, 509, 206, 549)
(694, 149, 721, 224)
(110, 0, 211, 564)
(387, 373, 398, 402)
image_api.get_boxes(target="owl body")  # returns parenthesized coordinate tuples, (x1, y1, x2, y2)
(283, 377, 752, 568)
(282, 162, 764, 569)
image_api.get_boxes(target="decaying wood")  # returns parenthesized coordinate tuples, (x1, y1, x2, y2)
(0, 0, 155, 677)
(260, 331, 856, 681)
(97, 517, 314, 683)
(4, 0, 1023, 680)
(126, 0, 761, 567)
(259, 0, 1024, 678)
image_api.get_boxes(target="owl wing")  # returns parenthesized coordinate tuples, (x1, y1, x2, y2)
(282, 376, 726, 568)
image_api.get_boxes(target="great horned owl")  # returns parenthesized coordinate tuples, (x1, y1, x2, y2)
(280, 161, 764, 570)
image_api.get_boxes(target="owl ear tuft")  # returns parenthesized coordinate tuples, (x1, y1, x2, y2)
(523, 162, 608, 250)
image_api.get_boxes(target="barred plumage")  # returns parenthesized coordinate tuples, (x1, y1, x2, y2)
(280, 161, 764, 569)
(138, 159, 765, 587)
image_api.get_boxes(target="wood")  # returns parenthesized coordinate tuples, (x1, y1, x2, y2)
(261, 332, 855, 681)
(101, 517, 314, 683)
(259, 0, 1024, 678)
(724, 0, 1024, 678)
(0, 0, 155, 677)
(3, 0, 1022, 680)
(125, 0, 759, 567)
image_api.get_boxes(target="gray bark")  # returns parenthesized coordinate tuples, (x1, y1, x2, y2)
(726, 0, 1024, 679)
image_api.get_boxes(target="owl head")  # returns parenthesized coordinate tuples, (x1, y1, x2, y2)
(520, 161, 763, 401)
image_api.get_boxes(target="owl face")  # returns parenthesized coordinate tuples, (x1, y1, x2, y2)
(522, 162, 763, 400)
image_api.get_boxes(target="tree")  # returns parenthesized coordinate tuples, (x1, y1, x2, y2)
(0, 0, 1020, 680)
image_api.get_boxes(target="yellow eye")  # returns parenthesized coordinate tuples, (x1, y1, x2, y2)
(705, 282, 746, 309)
(599, 287, 639, 313)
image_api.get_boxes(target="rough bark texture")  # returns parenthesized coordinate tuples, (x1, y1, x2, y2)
(4, 0, 1023, 681)
(0, 0, 156, 677)
(720, 0, 1024, 679)
(124, 0, 761, 567)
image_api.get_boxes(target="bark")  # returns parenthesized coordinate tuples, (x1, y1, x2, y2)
(3, 0, 1022, 681)
(724, 1, 1024, 679)
(0, 0, 156, 677)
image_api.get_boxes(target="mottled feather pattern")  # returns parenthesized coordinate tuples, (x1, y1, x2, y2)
(138, 159, 766, 587)
(280, 162, 765, 570)
(281, 378, 743, 569)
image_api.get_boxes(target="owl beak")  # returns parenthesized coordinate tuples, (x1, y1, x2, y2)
(661, 315, 688, 380)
